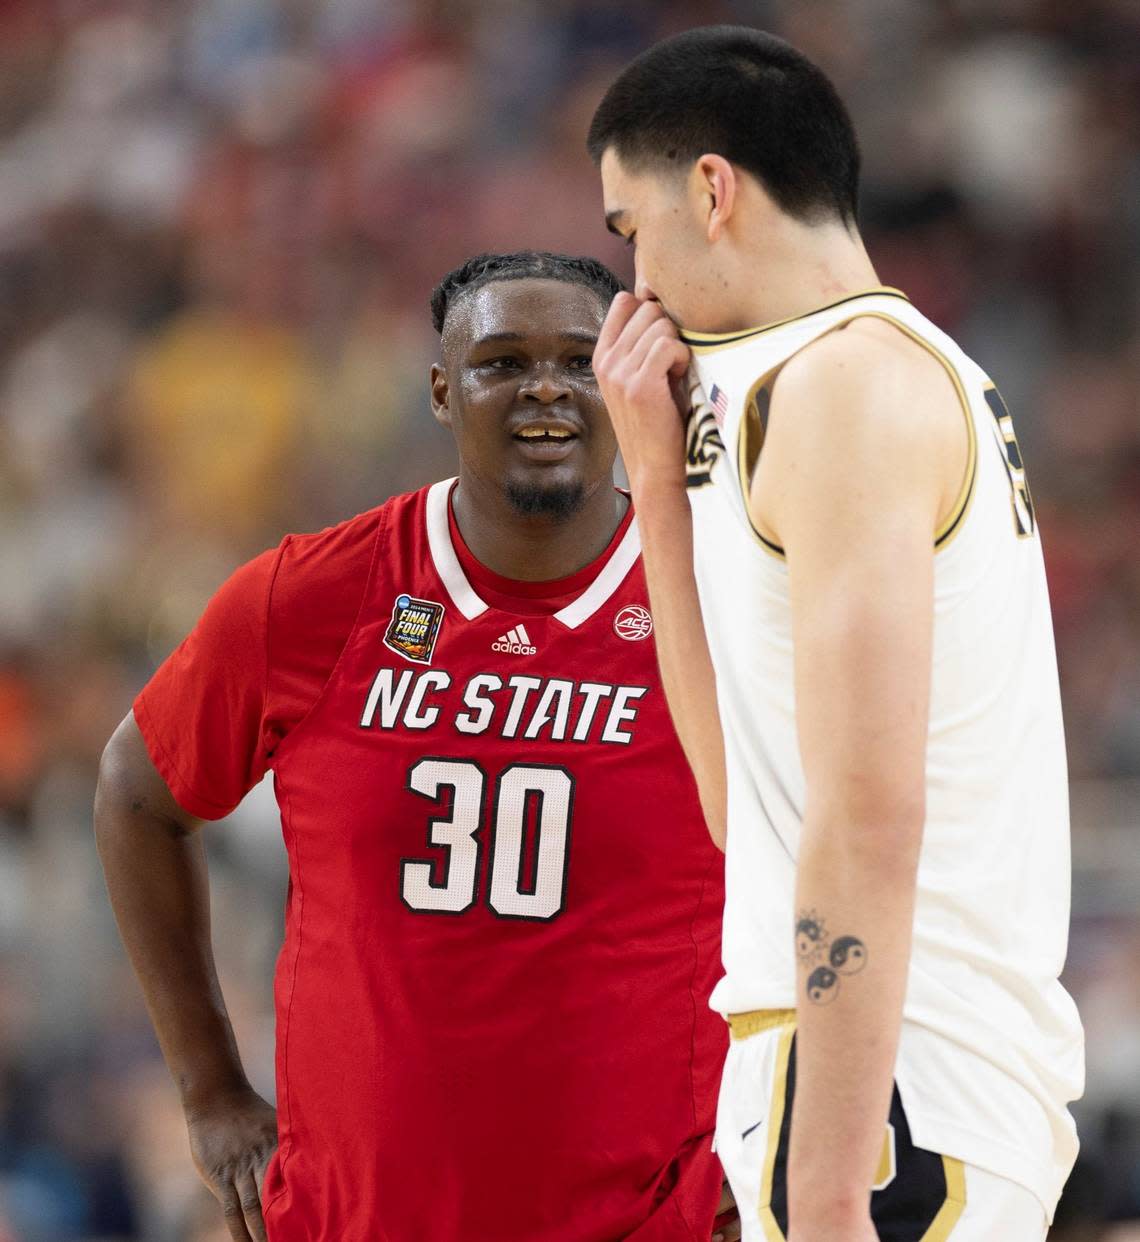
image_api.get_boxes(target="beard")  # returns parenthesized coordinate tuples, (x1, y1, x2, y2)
(505, 478, 586, 521)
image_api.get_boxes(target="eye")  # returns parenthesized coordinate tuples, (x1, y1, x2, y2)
(568, 355, 594, 371)
(482, 356, 519, 370)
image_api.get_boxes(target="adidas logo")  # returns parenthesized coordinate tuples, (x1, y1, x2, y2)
(492, 624, 537, 655)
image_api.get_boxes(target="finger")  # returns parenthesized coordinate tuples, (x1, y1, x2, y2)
(598, 298, 670, 377)
(253, 1153, 270, 1199)
(637, 337, 692, 392)
(621, 315, 682, 374)
(716, 1181, 735, 1213)
(235, 1169, 269, 1242)
(596, 291, 643, 357)
(612, 299, 671, 361)
(219, 1182, 255, 1242)
(253, 1135, 277, 1199)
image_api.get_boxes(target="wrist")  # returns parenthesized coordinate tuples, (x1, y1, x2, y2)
(178, 1068, 253, 1117)
(625, 471, 690, 512)
(788, 1185, 871, 1230)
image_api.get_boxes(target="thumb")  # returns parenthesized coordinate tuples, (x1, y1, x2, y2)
(669, 373, 692, 420)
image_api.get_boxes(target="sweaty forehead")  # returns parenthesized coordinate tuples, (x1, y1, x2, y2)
(445, 278, 608, 354)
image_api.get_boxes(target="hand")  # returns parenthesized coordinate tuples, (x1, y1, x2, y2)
(185, 1086, 279, 1242)
(712, 1178, 741, 1241)
(592, 292, 692, 495)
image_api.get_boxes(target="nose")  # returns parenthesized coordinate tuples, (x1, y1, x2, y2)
(633, 253, 658, 305)
(519, 364, 573, 403)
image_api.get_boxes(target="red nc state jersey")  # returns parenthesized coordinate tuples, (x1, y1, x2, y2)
(147, 479, 727, 1242)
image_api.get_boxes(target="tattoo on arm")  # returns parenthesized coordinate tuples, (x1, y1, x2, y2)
(796, 909, 867, 1005)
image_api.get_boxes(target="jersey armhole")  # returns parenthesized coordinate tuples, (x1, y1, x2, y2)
(737, 313, 978, 558)
(736, 361, 791, 560)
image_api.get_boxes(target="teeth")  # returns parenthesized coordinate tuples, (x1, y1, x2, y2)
(518, 427, 572, 439)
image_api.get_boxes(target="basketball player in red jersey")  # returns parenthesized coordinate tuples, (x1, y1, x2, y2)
(95, 252, 738, 1242)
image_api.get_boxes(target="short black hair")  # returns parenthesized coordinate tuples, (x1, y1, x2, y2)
(587, 26, 860, 226)
(430, 250, 624, 335)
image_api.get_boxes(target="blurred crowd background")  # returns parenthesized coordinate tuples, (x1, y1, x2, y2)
(0, 0, 1137, 1238)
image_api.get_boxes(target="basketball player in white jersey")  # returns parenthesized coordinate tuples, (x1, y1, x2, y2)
(587, 26, 1084, 1242)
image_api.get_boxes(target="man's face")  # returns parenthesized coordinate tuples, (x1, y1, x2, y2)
(434, 278, 615, 517)
(600, 149, 737, 333)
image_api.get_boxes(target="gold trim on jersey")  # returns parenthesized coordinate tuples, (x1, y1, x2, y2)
(721, 311, 977, 559)
(680, 287, 911, 354)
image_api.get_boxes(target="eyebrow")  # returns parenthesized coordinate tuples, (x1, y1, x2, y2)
(604, 210, 627, 237)
(471, 331, 599, 348)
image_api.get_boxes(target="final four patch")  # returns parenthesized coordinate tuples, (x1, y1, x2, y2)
(383, 594, 444, 665)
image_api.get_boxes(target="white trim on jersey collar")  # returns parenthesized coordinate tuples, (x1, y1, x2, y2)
(426, 479, 488, 620)
(552, 515, 640, 629)
(425, 477, 642, 630)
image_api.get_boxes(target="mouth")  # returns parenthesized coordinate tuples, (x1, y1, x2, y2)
(510, 418, 581, 461)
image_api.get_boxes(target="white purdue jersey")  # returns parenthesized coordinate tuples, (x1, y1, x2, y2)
(683, 287, 1084, 1217)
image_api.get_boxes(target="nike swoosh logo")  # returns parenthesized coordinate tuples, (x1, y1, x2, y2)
(741, 1120, 763, 1141)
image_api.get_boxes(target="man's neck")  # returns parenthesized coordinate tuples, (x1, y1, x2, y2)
(715, 220, 882, 333)
(450, 472, 628, 582)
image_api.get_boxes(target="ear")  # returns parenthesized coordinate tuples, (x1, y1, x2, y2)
(693, 154, 737, 243)
(430, 363, 452, 428)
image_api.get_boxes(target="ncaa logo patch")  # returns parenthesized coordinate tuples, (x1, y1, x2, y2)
(614, 604, 653, 642)
(384, 594, 444, 665)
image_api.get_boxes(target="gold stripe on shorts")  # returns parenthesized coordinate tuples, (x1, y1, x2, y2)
(921, 1156, 967, 1240)
(727, 1008, 797, 1041)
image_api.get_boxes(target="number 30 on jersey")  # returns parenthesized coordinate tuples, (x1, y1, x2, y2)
(400, 758, 573, 922)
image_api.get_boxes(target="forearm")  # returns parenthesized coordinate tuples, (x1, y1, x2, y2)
(633, 480, 727, 846)
(789, 810, 921, 1220)
(94, 778, 249, 1110)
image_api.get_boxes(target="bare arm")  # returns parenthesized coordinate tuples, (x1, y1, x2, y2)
(629, 482, 727, 847)
(758, 325, 963, 1240)
(95, 711, 277, 1242)
(595, 293, 727, 847)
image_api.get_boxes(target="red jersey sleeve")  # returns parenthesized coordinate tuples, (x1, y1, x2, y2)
(133, 507, 381, 821)
(134, 547, 280, 820)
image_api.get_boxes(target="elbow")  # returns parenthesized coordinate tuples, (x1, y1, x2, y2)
(93, 713, 147, 842)
(806, 785, 925, 869)
(93, 731, 126, 842)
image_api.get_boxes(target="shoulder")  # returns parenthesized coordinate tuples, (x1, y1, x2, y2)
(273, 486, 430, 601)
(770, 317, 961, 448)
(756, 317, 966, 538)
(267, 485, 432, 632)
(277, 503, 387, 586)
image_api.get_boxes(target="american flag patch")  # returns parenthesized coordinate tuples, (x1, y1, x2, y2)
(709, 383, 729, 427)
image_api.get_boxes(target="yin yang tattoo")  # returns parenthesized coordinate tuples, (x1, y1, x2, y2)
(806, 965, 839, 1004)
(795, 909, 867, 1004)
(829, 935, 867, 974)
(795, 911, 827, 962)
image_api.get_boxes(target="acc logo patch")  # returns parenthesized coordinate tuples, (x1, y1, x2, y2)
(614, 604, 653, 642)
(384, 594, 444, 665)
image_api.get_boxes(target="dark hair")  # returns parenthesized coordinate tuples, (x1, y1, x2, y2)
(430, 250, 624, 335)
(587, 26, 860, 226)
